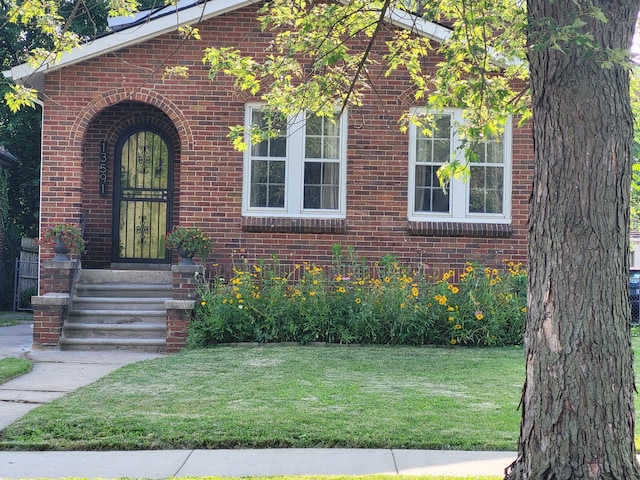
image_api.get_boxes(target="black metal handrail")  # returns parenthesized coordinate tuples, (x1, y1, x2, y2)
(68, 210, 88, 310)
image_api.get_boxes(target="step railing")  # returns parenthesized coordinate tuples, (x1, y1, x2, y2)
(68, 210, 88, 310)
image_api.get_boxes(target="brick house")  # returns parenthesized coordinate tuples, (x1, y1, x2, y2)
(2, 0, 532, 351)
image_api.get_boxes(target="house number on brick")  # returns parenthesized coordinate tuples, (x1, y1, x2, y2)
(100, 140, 107, 196)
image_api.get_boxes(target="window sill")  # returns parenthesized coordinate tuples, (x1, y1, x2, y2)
(407, 221, 512, 238)
(241, 216, 346, 234)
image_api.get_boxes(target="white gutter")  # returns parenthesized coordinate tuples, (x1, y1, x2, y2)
(385, 6, 451, 43)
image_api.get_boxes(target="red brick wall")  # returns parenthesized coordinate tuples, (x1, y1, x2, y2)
(38, 4, 531, 288)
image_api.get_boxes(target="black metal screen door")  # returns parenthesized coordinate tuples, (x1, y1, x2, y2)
(113, 128, 173, 263)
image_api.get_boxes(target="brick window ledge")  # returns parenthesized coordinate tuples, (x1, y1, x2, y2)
(408, 221, 512, 238)
(241, 216, 347, 234)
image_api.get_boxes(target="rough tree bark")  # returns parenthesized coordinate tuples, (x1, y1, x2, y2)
(506, 1, 640, 479)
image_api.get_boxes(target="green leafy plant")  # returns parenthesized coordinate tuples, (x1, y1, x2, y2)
(165, 226, 214, 260)
(190, 246, 527, 347)
(37, 223, 85, 255)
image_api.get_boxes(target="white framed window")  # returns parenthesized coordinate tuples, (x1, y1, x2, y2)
(408, 109, 512, 223)
(243, 104, 347, 218)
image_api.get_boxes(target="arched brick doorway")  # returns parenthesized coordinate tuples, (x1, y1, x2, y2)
(81, 101, 181, 268)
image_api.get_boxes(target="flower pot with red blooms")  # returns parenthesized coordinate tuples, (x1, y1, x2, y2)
(38, 223, 85, 261)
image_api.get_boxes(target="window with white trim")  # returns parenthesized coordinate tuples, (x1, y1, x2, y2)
(408, 109, 512, 223)
(243, 104, 347, 218)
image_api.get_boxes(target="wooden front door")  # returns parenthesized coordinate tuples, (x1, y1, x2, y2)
(112, 127, 173, 263)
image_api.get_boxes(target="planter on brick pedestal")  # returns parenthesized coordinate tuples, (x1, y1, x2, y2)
(38, 224, 85, 261)
(165, 226, 213, 266)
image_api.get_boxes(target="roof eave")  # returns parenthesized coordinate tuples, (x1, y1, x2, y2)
(0, 147, 19, 168)
(3, 0, 453, 92)
(3, 0, 258, 89)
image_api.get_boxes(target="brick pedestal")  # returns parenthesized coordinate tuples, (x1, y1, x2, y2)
(30, 260, 77, 348)
(171, 264, 205, 299)
(165, 299, 196, 353)
(31, 294, 68, 348)
(40, 260, 76, 295)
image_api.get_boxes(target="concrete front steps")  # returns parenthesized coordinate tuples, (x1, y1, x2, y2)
(60, 269, 172, 353)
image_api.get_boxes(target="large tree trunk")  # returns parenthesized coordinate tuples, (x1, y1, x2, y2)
(506, 1, 640, 479)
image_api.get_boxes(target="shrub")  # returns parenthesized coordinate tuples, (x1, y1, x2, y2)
(188, 248, 527, 347)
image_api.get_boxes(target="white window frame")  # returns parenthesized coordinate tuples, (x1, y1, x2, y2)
(408, 108, 512, 223)
(242, 103, 348, 219)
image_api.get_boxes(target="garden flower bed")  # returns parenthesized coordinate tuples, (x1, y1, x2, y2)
(190, 246, 527, 347)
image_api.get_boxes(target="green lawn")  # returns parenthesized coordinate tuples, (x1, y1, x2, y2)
(0, 358, 31, 384)
(0, 345, 524, 451)
(0, 339, 637, 454)
(0, 312, 32, 327)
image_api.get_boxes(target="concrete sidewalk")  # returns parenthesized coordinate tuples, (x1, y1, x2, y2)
(0, 319, 516, 479)
(0, 448, 516, 478)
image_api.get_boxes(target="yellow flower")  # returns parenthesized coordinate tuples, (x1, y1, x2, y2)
(448, 306, 455, 311)
(442, 272, 450, 280)
(200, 301, 206, 306)
(309, 291, 316, 297)
(466, 265, 474, 273)
(475, 312, 484, 321)
(312, 280, 319, 286)
(450, 339, 457, 345)
(338, 286, 346, 293)
(434, 294, 447, 305)
(355, 298, 362, 304)
(448, 285, 459, 294)
(492, 269, 498, 276)
(448, 316, 454, 322)
(336, 275, 342, 282)
(454, 324, 462, 330)
(521, 307, 527, 313)
(411, 286, 419, 297)
(384, 276, 391, 283)
(253, 265, 262, 273)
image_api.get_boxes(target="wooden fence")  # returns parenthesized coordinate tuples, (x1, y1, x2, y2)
(14, 237, 38, 310)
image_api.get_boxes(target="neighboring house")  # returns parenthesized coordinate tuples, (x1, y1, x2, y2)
(631, 231, 640, 268)
(0, 146, 19, 269)
(3, 0, 532, 284)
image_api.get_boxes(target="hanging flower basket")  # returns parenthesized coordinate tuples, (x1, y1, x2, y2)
(166, 226, 214, 265)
